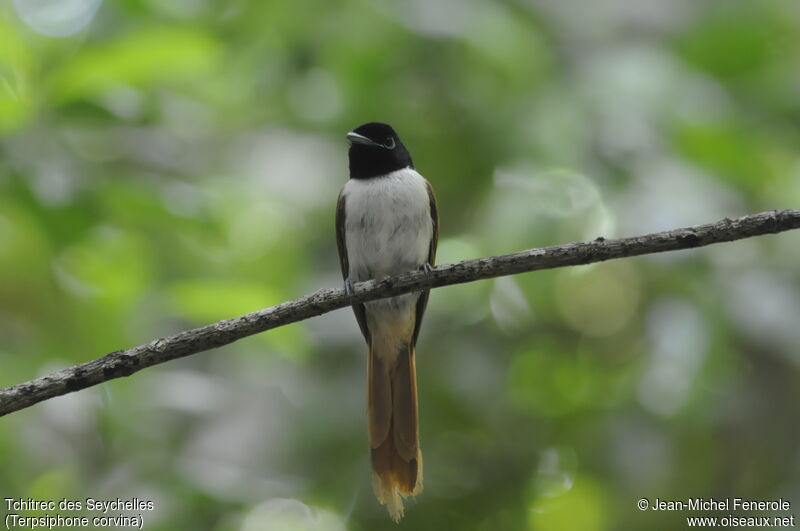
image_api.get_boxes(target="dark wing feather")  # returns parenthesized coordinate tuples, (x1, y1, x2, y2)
(411, 179, 439, 346)
(336, 190, 370, 343)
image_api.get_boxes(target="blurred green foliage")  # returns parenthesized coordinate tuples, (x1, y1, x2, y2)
(1, 0, 799, 530)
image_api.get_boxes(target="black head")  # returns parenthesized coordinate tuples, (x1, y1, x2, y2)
(347, 122, 414, 179)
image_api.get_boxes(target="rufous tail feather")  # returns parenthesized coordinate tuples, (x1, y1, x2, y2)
(368, 340, 422, 521)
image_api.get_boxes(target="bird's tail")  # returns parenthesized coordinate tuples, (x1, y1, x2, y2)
(368, 338, 422, 521)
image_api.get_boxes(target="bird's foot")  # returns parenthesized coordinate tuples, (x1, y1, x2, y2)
(343, 277, 355, 296)
(420, 262, 434, 276)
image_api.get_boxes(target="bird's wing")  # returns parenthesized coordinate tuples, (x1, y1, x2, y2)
(336, 190, 371, 342)
(411, 179, 439, 346)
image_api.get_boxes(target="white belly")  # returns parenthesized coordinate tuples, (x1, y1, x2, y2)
(341, 168, 434, 323)
(342, 168, 433, 282)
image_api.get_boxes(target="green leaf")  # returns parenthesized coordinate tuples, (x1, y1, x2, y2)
(671, 119, 773, 191)
(0, 15, 35, 133)
(169, 280, 279, 323)
(49, 26, 220, 103)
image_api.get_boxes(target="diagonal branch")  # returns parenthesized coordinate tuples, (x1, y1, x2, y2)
(1, 209, 799, 417)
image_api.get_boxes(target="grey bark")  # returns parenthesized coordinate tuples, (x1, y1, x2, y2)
(1, 209, 798, 417)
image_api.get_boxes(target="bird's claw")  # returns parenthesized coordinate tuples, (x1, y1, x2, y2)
(344, 277, 355, 296)
(420, 262, 434, 276)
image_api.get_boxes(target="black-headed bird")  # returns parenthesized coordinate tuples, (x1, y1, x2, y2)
(336, 122, 438, 521)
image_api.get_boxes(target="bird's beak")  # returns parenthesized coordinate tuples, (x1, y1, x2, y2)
(346, 131, 379, 146)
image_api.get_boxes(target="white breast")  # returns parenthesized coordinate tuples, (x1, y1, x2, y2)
(341, 168, 433, 283)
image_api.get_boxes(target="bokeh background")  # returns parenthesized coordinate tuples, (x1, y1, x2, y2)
(2, 0, 800, 529)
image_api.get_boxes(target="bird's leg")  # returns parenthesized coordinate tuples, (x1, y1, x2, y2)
(344, 277, 356, 296)
(420, 262, 434, 276)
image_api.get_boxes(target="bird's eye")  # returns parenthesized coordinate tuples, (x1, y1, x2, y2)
(383, 137, 396, 150)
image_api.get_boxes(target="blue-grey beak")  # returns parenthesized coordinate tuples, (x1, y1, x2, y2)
(346, 131, 380, 146)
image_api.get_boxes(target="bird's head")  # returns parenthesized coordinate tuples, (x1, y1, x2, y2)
(347, 122, 414, 179)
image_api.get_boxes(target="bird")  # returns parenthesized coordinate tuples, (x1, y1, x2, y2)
(335, 122, 438, 521)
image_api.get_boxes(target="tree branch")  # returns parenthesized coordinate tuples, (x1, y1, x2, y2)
(1, 209, 798, 417)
